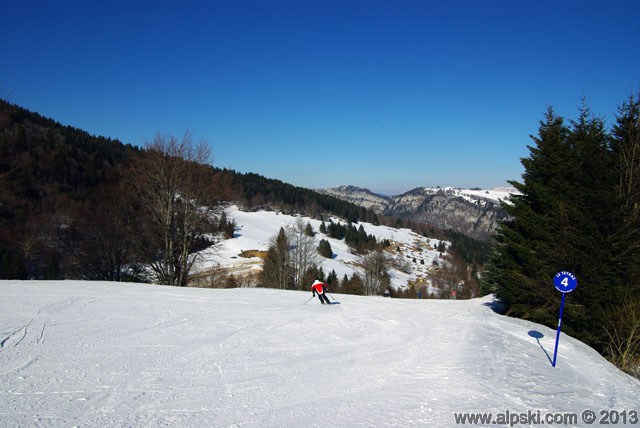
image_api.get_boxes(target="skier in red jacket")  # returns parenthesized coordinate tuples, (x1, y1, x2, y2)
(311, 279, 331, 304)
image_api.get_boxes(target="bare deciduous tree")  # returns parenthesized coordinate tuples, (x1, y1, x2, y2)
(132, 132, 220, 286)
(609, 94, 640, 372)
(430, 253, 473, 299)
(605, 295, 640, 374)
(67, 182, 142, 281)
(360, 249, 390, 296)
(613, 94, 640, 226)
(289, 218, 321, 290)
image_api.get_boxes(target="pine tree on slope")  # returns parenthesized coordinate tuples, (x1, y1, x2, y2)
(484, 105, 622, 348)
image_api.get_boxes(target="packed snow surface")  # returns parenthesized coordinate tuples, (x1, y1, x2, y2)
(1, 281, 639, 427)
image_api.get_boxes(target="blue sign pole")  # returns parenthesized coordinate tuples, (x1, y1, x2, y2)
(552, 293, 567, 367)
(551, 271, 577, 368)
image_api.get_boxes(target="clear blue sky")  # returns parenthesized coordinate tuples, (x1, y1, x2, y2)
(2, 1, 639, 195)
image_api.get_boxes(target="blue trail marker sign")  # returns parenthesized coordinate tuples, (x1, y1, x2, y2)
(552, 271, 577, 367)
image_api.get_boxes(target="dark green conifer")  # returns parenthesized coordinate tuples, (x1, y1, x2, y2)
(486, 107, 574, 326)
(318, 239, 333, 258)
(485, 103, 632, 349)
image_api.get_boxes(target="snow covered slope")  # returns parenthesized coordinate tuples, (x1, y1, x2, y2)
(194, 205, 446, 290)
(1, 281, 638, 427)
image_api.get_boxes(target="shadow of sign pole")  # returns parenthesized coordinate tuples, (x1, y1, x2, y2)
(551, 271, 578, 368)
(528, 330, 552, 365)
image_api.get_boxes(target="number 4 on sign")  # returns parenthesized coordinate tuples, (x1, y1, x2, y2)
(554, 271, 577, 293)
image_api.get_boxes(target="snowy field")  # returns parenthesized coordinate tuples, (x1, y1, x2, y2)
(1, 280, 639, 427)
(194, 205, 446, 290)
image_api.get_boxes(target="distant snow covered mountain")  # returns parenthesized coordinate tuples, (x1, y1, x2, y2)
(319, 185, 393, 212)
(320, 185, 517, 241)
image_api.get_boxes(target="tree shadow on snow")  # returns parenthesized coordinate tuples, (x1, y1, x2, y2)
(528, 330, 553, 365)
(483, 297, 507, 315)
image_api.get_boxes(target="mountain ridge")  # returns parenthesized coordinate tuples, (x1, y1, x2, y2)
(319, 185, 516, 241)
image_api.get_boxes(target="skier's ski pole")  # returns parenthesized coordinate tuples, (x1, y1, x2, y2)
(303, 296, 314, 305)
(328, 292, 336, 301)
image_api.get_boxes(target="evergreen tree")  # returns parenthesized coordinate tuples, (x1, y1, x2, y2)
(607, 93, 640, 369)
(45, 253, 61, 280)
(339, 273, 349, 294)
(327, 220, 346, 239)
(259, 227, 294, 289)
(318, 239, 333, 258)
(327, 269, 338, 286)
(564, 104, 622, 342)
(301, 265, 325, 289)
(611, 92, 640, 287)
(218, 211, 236, 239)
(304, 222, 314, 237)
(0, 248, 28, 279)
(484, 107, 576, 327)
(340, 273, 364, 295)
(484, 103, 632, 350)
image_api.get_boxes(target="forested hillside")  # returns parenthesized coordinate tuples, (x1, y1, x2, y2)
(0, 100, 381, 281)
(0, 100, 138, 279)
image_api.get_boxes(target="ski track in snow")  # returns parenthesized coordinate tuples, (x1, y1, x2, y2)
(0, 280, 639, 427)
